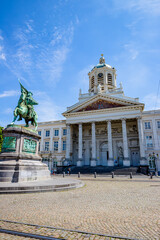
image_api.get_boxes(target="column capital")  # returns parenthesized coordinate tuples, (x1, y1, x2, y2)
(121, 118, 127, 122)
(106, 119, 111, 123)
(136, 116, 142, 120)
(77, 122, 83, 125)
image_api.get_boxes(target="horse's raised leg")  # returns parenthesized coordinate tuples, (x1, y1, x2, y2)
(32, 114, 38, 131)
(11, 108, 18, 124)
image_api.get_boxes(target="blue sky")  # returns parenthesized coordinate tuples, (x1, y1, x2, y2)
(0, 0, 160, 127)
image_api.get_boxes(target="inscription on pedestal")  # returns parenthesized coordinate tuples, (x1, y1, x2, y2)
(2, 136, 16, 152)
(23, 138, 37, 154)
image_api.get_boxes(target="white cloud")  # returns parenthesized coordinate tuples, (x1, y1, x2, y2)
(113, 0, 160, 15)
(0, 35, 3, 41)
(25, 20, 34, 33)
(0, 53, 6, 61)
(1, 21, 74, 86)
(72, 65, 93, 94)
(34, 91, 65, 122)
(143, 93, 160, 110)
(124, 43, 139, 60)
(0, 90, 18, 98)
(3, 108, 13, 114)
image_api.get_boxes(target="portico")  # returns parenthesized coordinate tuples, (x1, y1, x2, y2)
(64, 117, 147, 167)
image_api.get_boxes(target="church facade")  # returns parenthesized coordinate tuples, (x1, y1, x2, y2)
(37, 55, 160, 171)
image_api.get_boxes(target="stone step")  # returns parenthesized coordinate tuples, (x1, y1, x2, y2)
(64, 166, 139, 174)
(0, 179, 84, 194)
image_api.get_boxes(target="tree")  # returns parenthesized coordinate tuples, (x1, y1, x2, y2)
(0, 126, 3, 152)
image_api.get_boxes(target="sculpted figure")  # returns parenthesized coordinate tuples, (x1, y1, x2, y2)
(11, 81, 38, 130)
(118, 146, 123, 158)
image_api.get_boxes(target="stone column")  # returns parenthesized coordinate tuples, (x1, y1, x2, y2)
(96, 140, 100, 165)
(85, 140, 90, 166)
(77, 123, 83, 166)
(40, 128, 44, 151)
(64, 124, 71, 166)
(122, 119, 130, 166)
(137, 117, 147, 165)
(50, 128, 53, 151)
(107, 120, 114, 166)
(152, 119, 159, 150)
(104, 73, 108, 92)
(91, 122, 96, 166)
(58, 127, 62, 153)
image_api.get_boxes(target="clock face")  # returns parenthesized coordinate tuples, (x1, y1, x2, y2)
(98, 73, 103, 78)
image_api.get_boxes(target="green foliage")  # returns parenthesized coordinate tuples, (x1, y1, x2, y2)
(0, 126, 3, 152)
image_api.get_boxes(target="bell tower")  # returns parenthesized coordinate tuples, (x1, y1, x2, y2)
(88, 54, 117, 94)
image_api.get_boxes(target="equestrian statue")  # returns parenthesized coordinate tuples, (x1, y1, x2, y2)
(11, 81, 38, 130)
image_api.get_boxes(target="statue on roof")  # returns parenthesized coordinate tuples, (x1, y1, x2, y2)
(99, 54, 105, 64)
(11, 81, 38, 130)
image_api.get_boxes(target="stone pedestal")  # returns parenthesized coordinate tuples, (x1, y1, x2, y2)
(77, 159, 83, 167)
(0, 125, 51, 183)
(63, 159, 69, 166)
(90, 159, 96, 167)
(108, 159, 114, 166)
(123, 158, 130, 167)
(140, 158, 148, 166)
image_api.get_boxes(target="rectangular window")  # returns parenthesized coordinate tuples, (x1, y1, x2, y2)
(54, 141, 58, 151)
(38, 131, 41, 136)
(63, 140, 66, 151)
(145, 122, 151, 129)
(157, 121, 160, 129)
(63, 129, 67, 136)
(146, 136, 153, 147)
(54, 129, 59, 136)
(46, 130, 50, 137)
(45, 142, 49, 151)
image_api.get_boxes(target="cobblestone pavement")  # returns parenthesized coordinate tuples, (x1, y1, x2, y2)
(0, 176, 160, 240)
(0, 221, 131, 240)
(0, 232, 33, 240)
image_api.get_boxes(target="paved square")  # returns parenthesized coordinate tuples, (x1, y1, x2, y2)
(0, 176, 160, 240)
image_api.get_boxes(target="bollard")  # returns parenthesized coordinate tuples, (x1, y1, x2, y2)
(111, 172, 114, 178)
(63, 172, 65, 178)
(94, 172, 97, 178)
(150, 173, 153, 179)
(130, 172, 132, 179)
(78, 172, 80, 178)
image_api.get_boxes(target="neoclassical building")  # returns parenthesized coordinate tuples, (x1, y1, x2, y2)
(38, 55, 160, 171)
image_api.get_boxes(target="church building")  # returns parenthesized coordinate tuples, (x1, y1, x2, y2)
(37, 55, 160, 171)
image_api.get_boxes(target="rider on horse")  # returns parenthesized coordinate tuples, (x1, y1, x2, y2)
(11, 81, 38, 130)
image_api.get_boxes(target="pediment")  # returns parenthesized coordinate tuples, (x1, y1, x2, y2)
(63, 94, 144, 116)
(77, 99, 126, 112)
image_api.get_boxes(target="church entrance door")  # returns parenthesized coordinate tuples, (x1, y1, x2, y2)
(131, 150, 140, 166)
(100, 142, 108, 166)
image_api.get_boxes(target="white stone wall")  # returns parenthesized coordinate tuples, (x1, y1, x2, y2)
(37, 120, 67, 168)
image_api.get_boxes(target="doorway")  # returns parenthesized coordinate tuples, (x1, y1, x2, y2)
(131, 150, 140, 166)
(100, 142, 108, 166)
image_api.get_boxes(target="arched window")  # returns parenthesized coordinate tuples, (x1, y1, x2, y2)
(91, 76, 94, 90)
(97, 73, 104, 85)
(108, 73, 112, 85)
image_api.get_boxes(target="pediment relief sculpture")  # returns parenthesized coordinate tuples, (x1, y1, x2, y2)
(77, 99, 127, 112)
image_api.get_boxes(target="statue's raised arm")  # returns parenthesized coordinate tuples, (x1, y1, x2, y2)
(11, 81, 38, 130)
